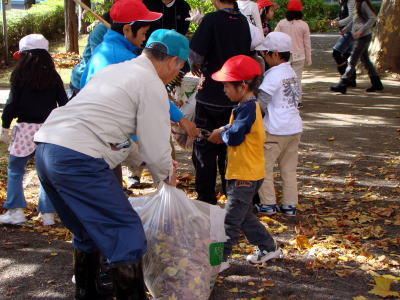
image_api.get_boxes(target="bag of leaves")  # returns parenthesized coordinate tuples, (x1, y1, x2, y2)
(129, 183, 226, 300)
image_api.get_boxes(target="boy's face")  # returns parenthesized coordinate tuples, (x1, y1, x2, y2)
(223, 82, 244, 103)
(262, 51, 279, 67)
(124, 24, 150, 48)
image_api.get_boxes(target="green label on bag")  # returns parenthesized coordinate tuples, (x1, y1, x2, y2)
(209, 242, 224, 266)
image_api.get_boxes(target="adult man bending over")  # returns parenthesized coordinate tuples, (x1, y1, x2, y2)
(34, 29, 188, 299)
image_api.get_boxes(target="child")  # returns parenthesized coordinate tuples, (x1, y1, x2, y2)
(257, 0, 278, 36)
(330, 0, 383, 94)
(208, 55, 281, 271)
(0, 34, 68, 225)
(237, 0, 263, 33)
(275, 0, 311, 107)
(254, 32, 303, 217)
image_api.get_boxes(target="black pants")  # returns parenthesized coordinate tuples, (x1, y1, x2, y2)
(342, 34, 378, 81)
(192, 102, 233, 205)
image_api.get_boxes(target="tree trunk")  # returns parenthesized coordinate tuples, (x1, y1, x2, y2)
(79, 0, 91, 34)
(369, 0, 400, 74)
(64, 0, 79, 53)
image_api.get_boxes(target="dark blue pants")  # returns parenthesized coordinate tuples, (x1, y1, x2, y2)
(223, 179, 275, 260)
(35, 143, 147, 264)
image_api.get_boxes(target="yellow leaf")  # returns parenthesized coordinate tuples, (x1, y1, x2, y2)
(368, 276, 400, 297)
(382, 274, 400, 281)
(296, 234, 311, 250)
(262, 281, 275, 287)
(327, 137, 336, 141)
(248, 281, 255, 286)
(228, 287, 239, 293)
(50, 252, 58, 256)
(353, 297, 366, 300)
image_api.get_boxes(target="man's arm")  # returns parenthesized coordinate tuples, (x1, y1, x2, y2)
(136, 81, 173, 183)
(257, 89, 273, 113)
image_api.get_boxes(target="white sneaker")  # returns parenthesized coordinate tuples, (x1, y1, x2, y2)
(219, 261, 230, 273)
(40, 212, 55, 226)
(246, 247, 282, 264)
(0, 208, 27, 224)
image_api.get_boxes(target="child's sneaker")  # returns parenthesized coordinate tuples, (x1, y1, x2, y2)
(280, 205, 297, 216)
(40, 212, 55, 226)
(0, 208, 26, 224)
(255, 204, 279, 215)
(246, 247, 282, 264)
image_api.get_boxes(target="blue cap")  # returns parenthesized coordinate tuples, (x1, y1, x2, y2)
(145, 29, 189, 61)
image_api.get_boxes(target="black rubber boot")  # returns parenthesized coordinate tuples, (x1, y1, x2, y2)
(330, 79, 349, 94)
(348, 73, 357, 88)
(109, 259, 147, 300)
(366, 76, 384, 92)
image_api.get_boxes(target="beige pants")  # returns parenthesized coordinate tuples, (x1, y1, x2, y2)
(258, 132, 301, 206)
(291, 59, 305, 103)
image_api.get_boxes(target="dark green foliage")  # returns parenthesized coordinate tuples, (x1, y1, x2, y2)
(0, 0, 64, 61)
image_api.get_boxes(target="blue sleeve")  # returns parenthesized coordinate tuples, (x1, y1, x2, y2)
(169, 100, 183, 122)
(221, 101, 256, 146)
(89, 25, 108, 54)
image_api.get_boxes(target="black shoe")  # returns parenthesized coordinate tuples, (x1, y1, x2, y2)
(337, 64, 347, 75)
(348, 73, 357, 88)
(73, 249, 113, 300)
(330, 80, 348, 94)
(366, 76, 384, 92)
(109, 259, 147, 300)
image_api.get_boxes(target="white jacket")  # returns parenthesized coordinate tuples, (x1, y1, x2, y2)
(34, 55, 173, 182)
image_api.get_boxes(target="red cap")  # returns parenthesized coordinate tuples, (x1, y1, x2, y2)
(110, 0, 162, 24)
(287, 0, 304, 11)
(13, 51, 21, 60)
(212, 55, 262, 82)
(257, 0, 278, 10)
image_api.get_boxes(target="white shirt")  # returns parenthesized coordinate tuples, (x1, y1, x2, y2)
(34, 55, 173, 182)
(259, 62, 303, 135)
(237, 0, 263, 33)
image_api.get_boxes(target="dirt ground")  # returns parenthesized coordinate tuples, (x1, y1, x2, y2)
(0, 34, 399, 300)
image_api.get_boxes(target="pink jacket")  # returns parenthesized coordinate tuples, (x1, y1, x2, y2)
(275, 19, 312, 65)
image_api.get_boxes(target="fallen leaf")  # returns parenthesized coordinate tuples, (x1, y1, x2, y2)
(228, 287, 239, 293)
(262, 281, 275, 287)
(327, 137, 336, 141)
(368, 276, 400, 297)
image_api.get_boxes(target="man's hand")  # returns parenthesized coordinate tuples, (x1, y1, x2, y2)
(164, 160, 178, 186)
(179, 117, 200, 138)
(352, 31, 362, 39)
(0, 128, 11, 144)
(208, 128, 224, 144)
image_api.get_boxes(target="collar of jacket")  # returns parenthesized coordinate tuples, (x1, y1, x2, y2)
(103, 29, 139, 53)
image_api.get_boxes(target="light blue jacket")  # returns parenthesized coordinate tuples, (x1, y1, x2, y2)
(80, 29, 183, 123)
(70, 23, 108, 89)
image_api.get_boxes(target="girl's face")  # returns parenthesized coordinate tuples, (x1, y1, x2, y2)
(223, 82, 246, 102)
(266, 6, 275, 20)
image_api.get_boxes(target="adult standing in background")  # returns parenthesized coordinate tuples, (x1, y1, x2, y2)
(189, 0, 252, 205)
(143, 0, 191, 36)
(330, 0, 383, 94)
(330, 0, 357, 87)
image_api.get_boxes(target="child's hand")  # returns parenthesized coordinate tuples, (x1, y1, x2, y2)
(208, 128, 224, 144)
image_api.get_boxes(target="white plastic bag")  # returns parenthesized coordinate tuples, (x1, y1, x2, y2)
(129, 183, 226, 300)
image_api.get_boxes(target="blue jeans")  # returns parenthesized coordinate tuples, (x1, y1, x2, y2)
(4, 153, 55, 213)
(35, 143, 147, 263)
(223, 179, 275, 260)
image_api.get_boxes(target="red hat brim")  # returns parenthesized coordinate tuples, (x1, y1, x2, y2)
(211, 70, 242, 82)
(137, 11, 163, 22)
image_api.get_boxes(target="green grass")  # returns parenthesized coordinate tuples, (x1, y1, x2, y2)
(0, 34, 89, 87)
